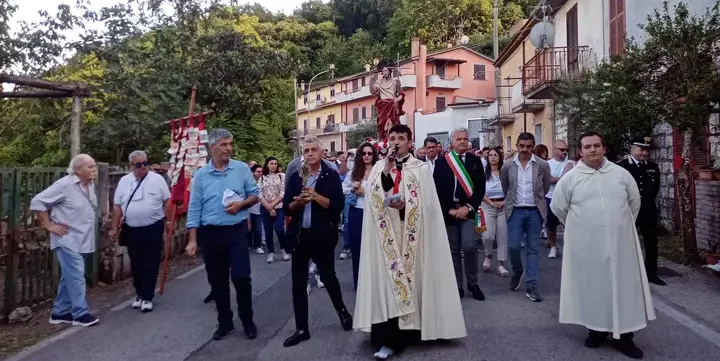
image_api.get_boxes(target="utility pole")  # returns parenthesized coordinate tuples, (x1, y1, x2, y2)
(70, 96, 83, 158)
(493, 0, 502, 145)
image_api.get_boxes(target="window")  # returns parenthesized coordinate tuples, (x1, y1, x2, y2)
(436, 64, 446, 79)
(330, 86, 335, 97)
(371, 105, 377, 118)
(506, 136, 512, 153)
(362, 106, 367, 119)
(316, 91, 321, 101)
(609, 0, 626, 56)
(303, 94, 307, 104)
(316, 117, 321, 128)
(353, 108, 360, 123)
(328, 114, 335, 123)
(534, 124, 543, 145)
(361, 77, 366, 86)
(473, 64, 486, 80)
(352, 79, 359, 91)
(428, 132, 450, 151)
(330, 141, 336, 153)
(303, 119, 308, 130)
(436, 97, 446, 112)
(566, 4, 580, 73)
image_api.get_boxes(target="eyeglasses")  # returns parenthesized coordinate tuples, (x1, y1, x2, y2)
(556, 148, 568, 152)
(133, 161, 149, 168)
(362, 151, 374, 156)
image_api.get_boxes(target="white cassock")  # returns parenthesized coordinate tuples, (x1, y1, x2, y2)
(550, 159, 656, 338)
(353, 156, 467, 341)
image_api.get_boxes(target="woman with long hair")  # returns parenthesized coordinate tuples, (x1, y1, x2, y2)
(534, 144, 549, 160)
(259, 156, 289, 263)
(481, 147, 509, 276)
(341, 142, 378, 290)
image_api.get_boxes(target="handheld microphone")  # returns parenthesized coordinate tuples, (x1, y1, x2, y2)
(389, 145, 399, 161)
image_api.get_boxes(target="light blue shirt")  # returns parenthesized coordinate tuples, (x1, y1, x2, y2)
(302, 175, 319, 229)
(186, 159, 259, 228)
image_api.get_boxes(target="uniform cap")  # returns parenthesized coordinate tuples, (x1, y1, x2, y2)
(632, 136, 653, 148)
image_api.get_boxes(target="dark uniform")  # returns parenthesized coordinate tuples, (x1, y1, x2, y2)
(617, 136, 666, 286)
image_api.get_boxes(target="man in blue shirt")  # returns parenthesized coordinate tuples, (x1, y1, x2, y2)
(185, 129, 259, 341)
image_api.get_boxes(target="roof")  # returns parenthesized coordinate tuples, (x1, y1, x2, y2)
(427, 57, 467, 64)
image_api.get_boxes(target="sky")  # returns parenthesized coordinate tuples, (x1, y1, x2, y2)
(9, 0, 308, 33)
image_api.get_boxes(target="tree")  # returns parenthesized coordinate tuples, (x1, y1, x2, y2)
(330, 0, 398, 40)
(554, 42, 661, 161)
(0, 0, 19, 71)
(314, 29, 388, 77)
(641, 1, 720, 264)
(294, 0, 334, 24)
(346, 121, 378, 149)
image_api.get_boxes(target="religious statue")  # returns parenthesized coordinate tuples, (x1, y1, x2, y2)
(369, 61, 405, 141)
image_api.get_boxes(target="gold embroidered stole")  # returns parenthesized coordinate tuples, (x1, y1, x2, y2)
(367, 159, 422, 316)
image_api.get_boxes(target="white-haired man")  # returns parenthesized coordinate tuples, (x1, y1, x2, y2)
(31, 154, 100, 327)
(185, 129, 259, 341)
(109, 150, 172, 312)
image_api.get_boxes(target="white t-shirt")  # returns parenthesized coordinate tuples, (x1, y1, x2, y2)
(249, 178, 262, 215)
(114, 172, 171, 227)
(546, 158, 573, 199)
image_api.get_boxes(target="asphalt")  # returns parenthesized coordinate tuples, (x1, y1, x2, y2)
(8, 238, 720, 361)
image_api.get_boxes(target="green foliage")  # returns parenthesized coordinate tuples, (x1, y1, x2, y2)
(294, 0, 334, 24)
(346, 121, 378, 149)
(330, 0, 398, 41)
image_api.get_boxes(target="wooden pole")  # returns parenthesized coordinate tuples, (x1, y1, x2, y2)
(71, 96, 83, 158)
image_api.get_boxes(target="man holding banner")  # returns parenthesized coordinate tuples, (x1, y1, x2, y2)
(434, 127, 487, 301)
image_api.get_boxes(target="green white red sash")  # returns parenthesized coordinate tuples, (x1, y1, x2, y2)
(445, 151, 487, 232)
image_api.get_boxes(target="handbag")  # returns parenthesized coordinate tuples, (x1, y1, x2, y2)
(119, 175, 147, 247)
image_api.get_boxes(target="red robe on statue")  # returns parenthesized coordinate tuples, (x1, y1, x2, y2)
(376, 95, 405, 141)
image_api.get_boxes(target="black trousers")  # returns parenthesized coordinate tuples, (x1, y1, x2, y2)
(291, 228, 346, 331)
(122, 220, 164, 301)
(637, 212, 659, 277)
(370, 318, 415, 352)
(198, 221, 253, 328)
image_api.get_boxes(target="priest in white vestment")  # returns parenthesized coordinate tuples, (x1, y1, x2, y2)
(550, 131, 655, 360)
(353, 124, 466, 360)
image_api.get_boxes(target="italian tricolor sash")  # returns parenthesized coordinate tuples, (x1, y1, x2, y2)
(445, 151, 487, 233)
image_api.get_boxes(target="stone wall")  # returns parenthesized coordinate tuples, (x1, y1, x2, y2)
(695, 180, 720, 252)
(651, 123, 676, 232)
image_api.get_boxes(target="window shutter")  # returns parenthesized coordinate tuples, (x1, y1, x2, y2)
(673, 128, 710, 170)
(609, 0, 626, 56)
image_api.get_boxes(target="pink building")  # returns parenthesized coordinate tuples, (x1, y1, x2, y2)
(295, 38, 496, 150)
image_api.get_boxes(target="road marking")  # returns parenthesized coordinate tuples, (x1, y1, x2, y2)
(177, 264, 206, 280)
(654, 296, 720, 348)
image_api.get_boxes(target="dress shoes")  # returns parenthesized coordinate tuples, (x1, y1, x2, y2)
(283, 330, 311, 347)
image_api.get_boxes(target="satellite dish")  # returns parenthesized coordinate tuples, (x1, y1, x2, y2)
(529, 21, 555, 49)
(460, 35, 470, 45)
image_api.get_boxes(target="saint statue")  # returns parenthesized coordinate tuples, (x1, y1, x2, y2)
(370, 61, 405, 141)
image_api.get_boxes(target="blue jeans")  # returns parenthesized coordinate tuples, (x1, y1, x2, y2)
(53, 247, 89, 318)
(261, 207, 286, 253)
(342, 202, 351, 249)
(348, 207, 364, 290)
(249, 213, 263, 249)
(506, 207, 542, 287)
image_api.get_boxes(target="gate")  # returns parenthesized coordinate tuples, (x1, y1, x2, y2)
(0, 167, 68, 322)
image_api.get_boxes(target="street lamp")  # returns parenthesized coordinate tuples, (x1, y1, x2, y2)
(299, 64, 336, 154)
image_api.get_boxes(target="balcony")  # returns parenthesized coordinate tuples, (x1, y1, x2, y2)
(510, 79, 544, 113)
(522, 46, 593, 99)
(487, 101, 515, 126)
(334, 75, 417, 104)
(426, 74, 462, 90)
(321, 123, 340, 134)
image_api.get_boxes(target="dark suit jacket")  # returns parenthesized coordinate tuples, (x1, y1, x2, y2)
(433, 152, 486, 226)
(283, 161, 344, 252)
(617, 157, 660, 221)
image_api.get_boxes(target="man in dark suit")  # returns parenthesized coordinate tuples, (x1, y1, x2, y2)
(282, 136, 353, 347)
(617, 136, 666, 286)
(434, 127, 487, 301)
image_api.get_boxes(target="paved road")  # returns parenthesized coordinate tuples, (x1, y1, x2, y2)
(9, 241, 720, 361)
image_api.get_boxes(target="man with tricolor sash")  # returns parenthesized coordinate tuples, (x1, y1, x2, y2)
(433, 127, 487, 301)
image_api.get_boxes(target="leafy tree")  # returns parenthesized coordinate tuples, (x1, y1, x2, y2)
(314, 29, 388, 77)
(330, 0, 398, 40)
(346, 121, 378, 149)
(0, 0, 19, 71)
(294, 0, 334, 24)
(640, 1, 720, 264)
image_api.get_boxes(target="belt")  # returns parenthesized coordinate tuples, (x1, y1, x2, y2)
(489, 197, 505, 201)
(514, 206, 537, 210)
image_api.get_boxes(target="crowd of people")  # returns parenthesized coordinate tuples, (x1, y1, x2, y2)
(30, 125, 664, 360)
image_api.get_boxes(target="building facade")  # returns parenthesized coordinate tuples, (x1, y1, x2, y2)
(294, 38, 496, 151)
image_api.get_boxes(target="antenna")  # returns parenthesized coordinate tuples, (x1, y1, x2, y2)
(529, 21, 555, 49)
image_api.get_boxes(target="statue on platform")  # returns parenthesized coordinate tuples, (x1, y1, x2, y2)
(370, 61, 405, 141)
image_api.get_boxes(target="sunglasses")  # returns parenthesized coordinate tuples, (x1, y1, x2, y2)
(556, 148, 568, 152)
(361, 151, 374, 156)
(133, 161, 149, 168)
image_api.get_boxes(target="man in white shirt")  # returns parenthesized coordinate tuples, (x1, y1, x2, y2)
(500, 133, 551, 303)
(109, 150, 172, 312)
(423, 136, 440, 173)
(545, 140, 574, 259)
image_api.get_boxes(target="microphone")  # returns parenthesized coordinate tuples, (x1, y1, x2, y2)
(389, 145, 399, 161)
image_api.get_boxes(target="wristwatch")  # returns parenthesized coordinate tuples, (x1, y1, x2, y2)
(465, 204, 474, 212)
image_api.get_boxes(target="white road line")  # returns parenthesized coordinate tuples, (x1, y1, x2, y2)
(177, 264, 206, 280)
(654, 297, 720, 349)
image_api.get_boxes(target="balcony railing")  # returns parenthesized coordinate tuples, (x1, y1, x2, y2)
(510, 79, 544, 113)
(487, 101, 515, 126)
(323, 123, 340, 134)
(522, 46, 592, 99)
(427, 74, 462, 89)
